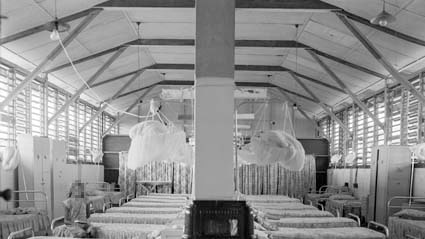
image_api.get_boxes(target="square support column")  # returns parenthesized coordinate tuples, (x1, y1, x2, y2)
(194, 0, 235, 200)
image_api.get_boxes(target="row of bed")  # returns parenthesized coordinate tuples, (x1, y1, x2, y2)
(5, 192, 188, 239)
(2, 185, 425, 239)
(1, 182, 133, 239)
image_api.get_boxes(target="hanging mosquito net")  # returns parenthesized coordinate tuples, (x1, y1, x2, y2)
(127, 100, 192, 170)
(237, 102, 306, 171)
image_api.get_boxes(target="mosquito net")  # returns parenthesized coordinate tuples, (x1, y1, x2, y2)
(238, 103, 306, 171)
(127, 120, 191, 169)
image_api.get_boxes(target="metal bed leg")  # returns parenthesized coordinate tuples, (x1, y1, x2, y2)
(51, 216, 65, 231)
(368, 221, 389, 238)
(7, 227, 34, 239)
(347, 213, 361, 226)
(405, 234, 420, 239)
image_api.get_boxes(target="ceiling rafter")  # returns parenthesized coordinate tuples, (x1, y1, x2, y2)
(0, 8, 100, 45)
(96, 0, 339, 10)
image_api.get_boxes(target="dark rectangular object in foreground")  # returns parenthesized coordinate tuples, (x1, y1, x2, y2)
(183, 200, 253, 239)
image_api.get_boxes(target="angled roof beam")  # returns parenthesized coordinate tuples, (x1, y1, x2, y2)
(91, 70, 140, 88)
(46, 40, 308, 73)
(47, 46, 127, 126)
(145, 63, 287, 72)
(116, 80, 319, 105)
(0, 10, 102, 111)
(307, 50, 385, 130)
(308, 48, 386, 79)
(45, 43, 128, 73)
(337, 13, 425, 105)
(278, 66, 345, 93)
(340, 10, 425, 47)
(0, 8, 100, 45)
(97, 0, 339, 11)
(147, 64, 344, 92)
(102, 86, 156, 137)
(92, 63, 343, 93)
(46, 38, 384, 80)
(79, 70, 144, 133)
(289, 72, 352, 136)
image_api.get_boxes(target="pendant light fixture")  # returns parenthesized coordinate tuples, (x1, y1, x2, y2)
(370, 0, 396, 27)
(46, 0, 70, 40)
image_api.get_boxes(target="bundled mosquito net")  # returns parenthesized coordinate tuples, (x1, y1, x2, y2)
(237, 102, 305, 171)
(127, 100, 193, 170)
(411, 142, 425, 161)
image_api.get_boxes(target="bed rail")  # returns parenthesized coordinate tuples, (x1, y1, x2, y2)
(317, 202, 325, 211)
(85, 181, 121, 192)
(347, 213, 361, 226)
(7, 227, 34, 239)
(367, 221, 389, 238)
(387, 196, 425, 218)
(51, 216, 65, 231)
(6, 190, 49, 212)
(405, 234, 420, 239)
(387, 196, 425, 210)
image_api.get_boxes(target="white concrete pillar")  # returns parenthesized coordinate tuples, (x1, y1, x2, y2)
(193, 0, 235, 200)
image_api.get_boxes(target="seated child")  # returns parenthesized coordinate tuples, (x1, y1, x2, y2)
(53, 181, 97, 238)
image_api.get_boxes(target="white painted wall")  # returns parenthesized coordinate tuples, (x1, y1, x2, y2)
(328, 168, 425, 199)
(294, 117, 317, 139)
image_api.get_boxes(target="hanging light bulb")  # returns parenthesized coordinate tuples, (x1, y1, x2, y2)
(370, 0, 396, 27)
(47, 0, 69, 41)
(50, 28, 60, 41)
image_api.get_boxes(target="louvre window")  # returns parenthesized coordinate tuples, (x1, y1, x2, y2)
(0, 61, 118, 163)
(319, 75, 425, 166)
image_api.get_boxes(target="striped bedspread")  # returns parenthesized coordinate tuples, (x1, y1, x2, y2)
(88, 213, 179, 224)
(106, 206, 183, 214)
(132, 198, 187, 204)
(268, 217, 358, 228)
(123, 201, 185, 208)
(0, 212, 50, 239)
(244, 195, 300, 203)
(269, 227, 386, 239)
(252, 203, 316, 211)
(389, 216, 425, 239)
(263, 209, 333, 218)
(29, 224, 183, 239)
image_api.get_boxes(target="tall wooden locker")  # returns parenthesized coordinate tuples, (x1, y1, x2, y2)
(50, 139, 69, 218)
(368, 145, 411, 224)
(17, 135, 52, 218)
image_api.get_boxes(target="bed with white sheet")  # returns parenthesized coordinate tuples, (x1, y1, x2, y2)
(267, 217, 358, 228)
(88, 213, 180, 224)
(1, 191, 50, 239)
(243, 195, 300, 203)
(251, 203, 317, 211)
(259, 209, 334, 219)
(27, 224, 183, 239)
(267, 227, 386, 239)
(387, 196, 425, 239)
(122, 201, 186, 208)
(131, 198, 187, 203)
(106, 206, 183, 214)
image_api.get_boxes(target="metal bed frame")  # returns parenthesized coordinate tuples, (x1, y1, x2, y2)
(387, 196, 425, 239)
(6, 190, 49, 212)
(4, 191, 49, 239)
(85, 181, 127, 207)
(7, 227, 34, 239)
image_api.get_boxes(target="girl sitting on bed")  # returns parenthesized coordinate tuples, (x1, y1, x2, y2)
(53, 181, 97, 238)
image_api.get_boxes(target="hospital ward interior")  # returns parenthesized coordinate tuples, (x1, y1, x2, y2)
(1, 0, 425, 238)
